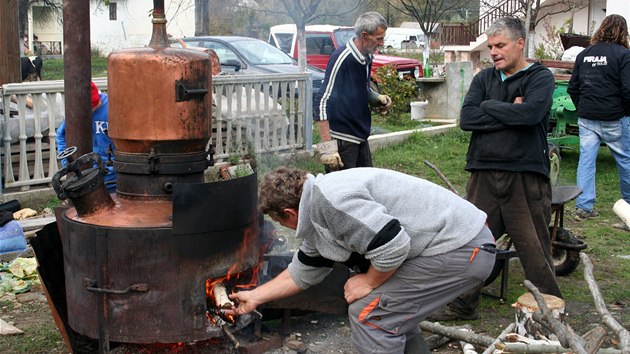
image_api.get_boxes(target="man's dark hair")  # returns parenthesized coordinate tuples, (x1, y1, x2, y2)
(486, 17, 526, 41)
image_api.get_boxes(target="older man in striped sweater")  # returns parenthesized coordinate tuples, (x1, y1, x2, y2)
(313, 12, 393, 172)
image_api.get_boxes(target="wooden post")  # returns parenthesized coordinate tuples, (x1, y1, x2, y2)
(0, 0, 21, 85)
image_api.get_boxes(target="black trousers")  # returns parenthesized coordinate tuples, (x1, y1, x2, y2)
(451, 170, 562, 313)
(325, 139, 372, 173)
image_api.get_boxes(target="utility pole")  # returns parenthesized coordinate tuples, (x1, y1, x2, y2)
(0, 0, 21, 85)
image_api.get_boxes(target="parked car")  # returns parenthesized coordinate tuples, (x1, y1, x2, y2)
(176, 36, 325, 95)
(268, 24, 423, 81)
(384, 27, 426, 50)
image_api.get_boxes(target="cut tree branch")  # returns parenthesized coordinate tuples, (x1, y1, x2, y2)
(481, 322, 515, 354)
(419, 321, 494, 347)
(523, 279, 587, 354)
(580, 253, 630, 353)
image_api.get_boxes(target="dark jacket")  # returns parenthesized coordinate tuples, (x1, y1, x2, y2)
(460, 62, 554, 177)
(313, 39, 373, 143)
(567, 42, 630, 120)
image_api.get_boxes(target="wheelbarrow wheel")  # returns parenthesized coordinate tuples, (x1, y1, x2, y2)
(551, 226, 581, 276)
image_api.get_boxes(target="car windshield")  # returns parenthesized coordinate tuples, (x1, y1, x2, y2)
(229, 39, 295, 65)
(334, 28, 355, 46)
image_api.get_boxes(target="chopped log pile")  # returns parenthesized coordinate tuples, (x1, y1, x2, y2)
(420, 253, 629, 353)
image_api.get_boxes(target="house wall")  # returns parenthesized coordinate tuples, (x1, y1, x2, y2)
(32, 6, 63, 42)
(90, 0, 195, 55)
(27, 1, 195, 55)
(606, 0, 630, 19)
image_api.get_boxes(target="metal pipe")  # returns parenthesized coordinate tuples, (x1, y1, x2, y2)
(62, 0, 92, 157)
(149, 0, 169, 48)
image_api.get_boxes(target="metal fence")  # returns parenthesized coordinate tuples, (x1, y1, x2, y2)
(0, 74, 312, 193)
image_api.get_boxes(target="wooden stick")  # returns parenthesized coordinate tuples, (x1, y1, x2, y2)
(210, 313, 240, 349)
(458, 328, 479, 354)
(497, 341, 573, 353)
(580, 253, 630, 352)
(423, 160, 459, 195)
(523, 280, 587, 354)
(213, 283, 234, 309)
(582, 325, 607, 354)
(419, 321, 494, 347)
(481, 322, 515, 354)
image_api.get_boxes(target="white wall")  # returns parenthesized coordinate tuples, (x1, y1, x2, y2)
(606, 0, 630, 18)
(90, 0, 195, 55)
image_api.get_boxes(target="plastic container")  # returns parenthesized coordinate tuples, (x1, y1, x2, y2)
(613, 199, 630, 228)
(410, 101, 428, 120)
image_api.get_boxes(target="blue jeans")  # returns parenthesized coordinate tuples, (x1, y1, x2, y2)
(576, 117, 630, 212)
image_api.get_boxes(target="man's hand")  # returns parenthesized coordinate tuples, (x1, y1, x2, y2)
(343, 274, 374, 304)
(224, 290, 259, 316)
(317, 140, 343, 171)
(377, 94, 393, 115)
(514, 96, 523, 104)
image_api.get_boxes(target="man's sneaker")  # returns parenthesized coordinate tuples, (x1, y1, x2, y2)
(574, 208, 600, 221)
(426, 304, 478, 321)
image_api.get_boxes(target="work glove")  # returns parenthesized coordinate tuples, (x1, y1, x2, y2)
(376, 94, 393, 114)
(317, 140, 343, 171)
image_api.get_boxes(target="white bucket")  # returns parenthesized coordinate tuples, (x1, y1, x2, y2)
(612, 199, 630, 228)
(410, 101, 428, 121)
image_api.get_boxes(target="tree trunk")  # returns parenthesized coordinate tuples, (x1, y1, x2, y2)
(423, 34, 431, 76)
(297, 25, 307, 73)
(194, 0, 210, 36)
(514, 292, 565, 340)
(0, 0, 21, 85)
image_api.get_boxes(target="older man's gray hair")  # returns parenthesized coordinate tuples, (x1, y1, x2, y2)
(354, 12, 387, 36)
(486, 17, 526, 41)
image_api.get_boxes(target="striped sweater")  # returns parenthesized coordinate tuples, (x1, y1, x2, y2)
(313, 38, 379, 143)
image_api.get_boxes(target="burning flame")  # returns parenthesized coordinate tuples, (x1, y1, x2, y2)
(205, 221, 269, 322)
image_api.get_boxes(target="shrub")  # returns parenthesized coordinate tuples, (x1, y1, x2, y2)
(372, 65, 419, 124)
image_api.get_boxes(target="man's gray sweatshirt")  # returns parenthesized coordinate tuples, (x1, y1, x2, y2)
(287, 168, 488, 290)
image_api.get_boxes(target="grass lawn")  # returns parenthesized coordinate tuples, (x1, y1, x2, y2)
(41, 53, 108, 81)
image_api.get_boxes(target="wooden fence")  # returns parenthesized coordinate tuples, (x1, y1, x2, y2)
(0, 74, 313, 193)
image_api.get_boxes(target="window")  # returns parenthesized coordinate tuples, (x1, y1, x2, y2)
(109, 2, 117, 21)
(305, 34, 331, 55)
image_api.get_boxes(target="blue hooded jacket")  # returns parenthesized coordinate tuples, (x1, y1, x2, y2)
(56, 92, 116, 189)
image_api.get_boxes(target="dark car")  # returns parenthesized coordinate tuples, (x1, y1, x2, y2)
(178, 36, 325, 94)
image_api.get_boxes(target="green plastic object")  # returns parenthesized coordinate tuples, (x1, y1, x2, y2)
(548, 80, 579, 146)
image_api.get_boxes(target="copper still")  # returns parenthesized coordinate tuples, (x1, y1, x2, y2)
(49, 0, 259, 346)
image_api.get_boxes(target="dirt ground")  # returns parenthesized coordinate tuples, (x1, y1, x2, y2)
(0, 275, 628, 354)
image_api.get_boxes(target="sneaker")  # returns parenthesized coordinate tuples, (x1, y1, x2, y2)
(612, 223, 630, 231)
(425, 304, 478, 321)
(574, 208, 600, 221)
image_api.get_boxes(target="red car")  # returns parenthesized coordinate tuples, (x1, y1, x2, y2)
(268, 24, 423, 81)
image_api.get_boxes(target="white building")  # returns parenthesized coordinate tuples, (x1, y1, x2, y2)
(443, 0, 630, 66)
(27, 0, 196, 56)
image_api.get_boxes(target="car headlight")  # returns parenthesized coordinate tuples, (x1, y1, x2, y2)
(398, 71, 404, 79)
(415, 66, 420, 78)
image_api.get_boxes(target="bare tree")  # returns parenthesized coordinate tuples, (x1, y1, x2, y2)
(386, 0, 470, 69)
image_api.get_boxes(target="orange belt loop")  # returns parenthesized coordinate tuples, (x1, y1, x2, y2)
(469, 247, 480, 262)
